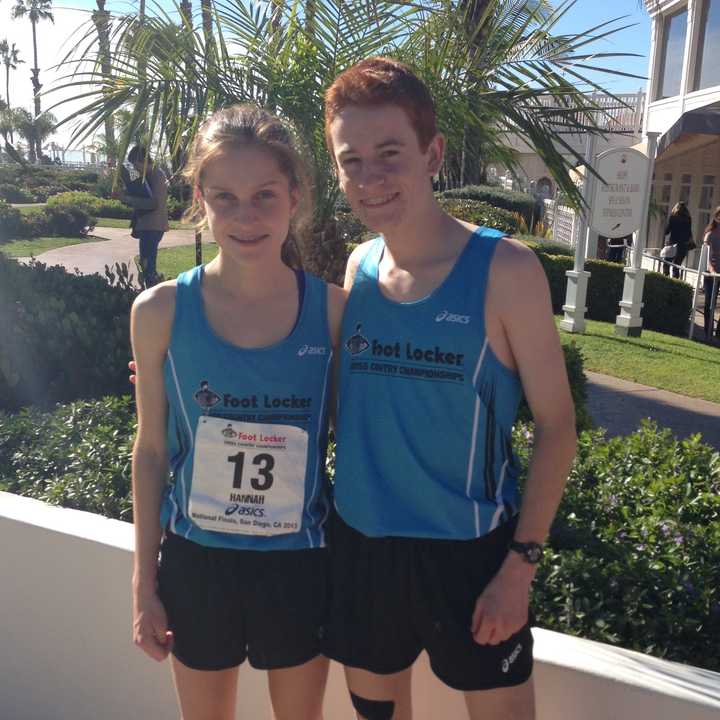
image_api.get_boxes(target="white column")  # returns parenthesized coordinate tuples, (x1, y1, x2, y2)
(644, 13, 661, 135)
(614, 132, 660, 337)
(560, 133, 598, 334)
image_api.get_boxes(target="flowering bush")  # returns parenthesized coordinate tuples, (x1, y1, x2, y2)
(514, 420, 720, 670)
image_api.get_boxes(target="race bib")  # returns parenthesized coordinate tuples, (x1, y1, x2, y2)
(188, 416, 308, 536)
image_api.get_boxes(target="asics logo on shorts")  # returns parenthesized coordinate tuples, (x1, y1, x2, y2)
(298, 344, 327, 357)
(435, 310, 470, 324)
(501, 643, 523, 673)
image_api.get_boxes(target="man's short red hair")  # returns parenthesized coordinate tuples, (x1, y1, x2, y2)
(324, 57, 437, 155)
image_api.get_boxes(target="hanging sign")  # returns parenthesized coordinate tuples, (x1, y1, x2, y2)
(589, 147, 650, 238)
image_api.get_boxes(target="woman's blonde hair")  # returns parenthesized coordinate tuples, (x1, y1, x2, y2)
(182, 104, 313, 269)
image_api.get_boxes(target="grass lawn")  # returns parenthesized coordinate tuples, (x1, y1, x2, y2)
(17, 203, 46, 214)
(156, 242, 218, 278)
(559, 318, 720, 403)
(0, 235, 101, 258)
(96, 217, 188, 230)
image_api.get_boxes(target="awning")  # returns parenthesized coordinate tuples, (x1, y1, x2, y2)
(656, 101, 720, 159)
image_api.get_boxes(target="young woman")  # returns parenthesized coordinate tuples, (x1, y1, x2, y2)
(130, 105, 345, 720)
(662, 201, 693, 279)
(702, 206, 720, 342)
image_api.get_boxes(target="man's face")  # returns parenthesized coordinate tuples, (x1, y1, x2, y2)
(328, 104, 443, 234)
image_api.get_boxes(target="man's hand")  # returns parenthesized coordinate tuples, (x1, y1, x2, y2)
(132, 587, 174, 661)
(471, 559, 534, 646)
(129, 359, 137, 385)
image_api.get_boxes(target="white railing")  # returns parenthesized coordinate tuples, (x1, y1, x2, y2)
(1, 492, 719, 720)
(535, 92, 645, 134)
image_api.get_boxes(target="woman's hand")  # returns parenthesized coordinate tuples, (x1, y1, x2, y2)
(132, 587, 174, 661)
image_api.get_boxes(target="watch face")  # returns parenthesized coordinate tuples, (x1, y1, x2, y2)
(526, 545, 543, 563)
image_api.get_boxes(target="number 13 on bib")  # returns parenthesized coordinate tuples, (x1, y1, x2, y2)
(189, 416, 308, 536)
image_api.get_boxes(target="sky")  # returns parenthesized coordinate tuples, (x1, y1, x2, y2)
(0, 0, 652, 152)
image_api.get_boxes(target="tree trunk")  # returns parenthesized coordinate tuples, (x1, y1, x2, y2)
(93, 1, 117, 164)
(31, 19, 42, 120)
(5, 65, 13, 144)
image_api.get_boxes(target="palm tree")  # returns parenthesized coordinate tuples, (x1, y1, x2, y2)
(10, 0, 54, 118)
(51, 0, 642, 217)
(92, 0, 117, 163)
(11, 107, 56, 162)
(0, 39, 24, 143)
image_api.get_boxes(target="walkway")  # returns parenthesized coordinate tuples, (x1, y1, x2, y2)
(586, 370, 720, 450)
(20, 226, 212, 277)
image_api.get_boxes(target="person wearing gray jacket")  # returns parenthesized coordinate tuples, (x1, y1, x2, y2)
(119, 146, 170, 285)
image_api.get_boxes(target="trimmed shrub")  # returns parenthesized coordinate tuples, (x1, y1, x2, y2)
(536, 254, 692, 336)
(31, 185, 68, 203)
(0, 255, 137, 411)
(17, 208, 50, 238)
(517, 340, 591, 432)
(515, 420, 720, 671)
(43, 206, 95, 237)
(437, 197, 520, 235)
(439, 185, 536, 224)
(516, 233, 574, 257)
(0, 183, 34, 203)
(0, 395, 135, 522)
(167, 196, 187, 220)
(0, 200, 24, 243)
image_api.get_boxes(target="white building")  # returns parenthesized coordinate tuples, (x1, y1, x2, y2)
(488, 92, 646, 199)
(644, 0, 720, 263)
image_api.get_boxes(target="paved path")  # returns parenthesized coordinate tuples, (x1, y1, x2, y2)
(585, 370, 720, 449)
(20, 226, 213, 277)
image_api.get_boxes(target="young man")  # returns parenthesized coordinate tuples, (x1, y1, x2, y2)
(323, 57, 577, 720)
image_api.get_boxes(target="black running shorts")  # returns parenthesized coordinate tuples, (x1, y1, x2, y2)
(157, 531, 328, 671)
(323, 513, 533, 691)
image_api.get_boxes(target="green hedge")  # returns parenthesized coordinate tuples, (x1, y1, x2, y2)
(0, 200, 24, 242)
(47, 191, 132, 219)
(0, 166, 106, 202)
(516, 420, 720, 670)
(536, 254, 693, 336)
(439, 184, 536, 224)
(517, 340, 591, 432)
(47, 189, 186, 221)
(0, 255, 136, 411)
(0, 199, 94, 241)
(437, 198, 519, 235)
(0, 395, 135, 521)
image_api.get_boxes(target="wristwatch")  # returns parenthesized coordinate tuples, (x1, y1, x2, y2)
(508, 539, 544, 564)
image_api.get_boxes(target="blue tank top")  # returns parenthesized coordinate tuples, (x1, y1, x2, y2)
(160, 265, 333, 550)
(335, 229, 523, 540)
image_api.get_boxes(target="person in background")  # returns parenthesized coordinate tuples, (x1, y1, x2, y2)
(606, 233, 632, 264)
(662, 202, 693, 279)
(118, 145, 170, 286)
(702, 206, 720, 342)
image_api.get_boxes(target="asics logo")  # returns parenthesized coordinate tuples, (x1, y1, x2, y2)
(501, 643, 523, 673)
(298, 344, 327, 357)
(435, 310, 470, 324)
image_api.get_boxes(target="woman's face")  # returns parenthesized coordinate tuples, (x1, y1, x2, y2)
(199, 145, 297, 267)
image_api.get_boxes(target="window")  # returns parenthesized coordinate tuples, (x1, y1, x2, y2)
(655, 8, 688, 100)
(679, 173, 692, 204)
(699, 175, 716, 233)
(656, 172, 673, 245)
(693, 0, 720, 91)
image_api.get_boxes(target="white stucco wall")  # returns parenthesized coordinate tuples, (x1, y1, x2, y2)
(1, 492, 719, 720)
